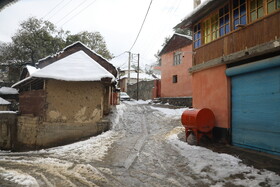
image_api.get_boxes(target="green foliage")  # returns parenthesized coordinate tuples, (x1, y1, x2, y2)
(66, 31, 113, 60)
(0, 17, 113, 66)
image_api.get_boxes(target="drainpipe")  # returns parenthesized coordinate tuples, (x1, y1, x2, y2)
(193, 0, 201, 9)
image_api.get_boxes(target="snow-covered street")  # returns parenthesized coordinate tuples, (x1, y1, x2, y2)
(0, 101, 279, 187)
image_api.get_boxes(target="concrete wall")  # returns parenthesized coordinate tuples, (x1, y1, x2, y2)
(45, 80, 104, 123)
(192, 65, 230, 129)
(160, 45, 192, 98)
(127, 80, 155, 100)
(0, 113, 17, 150)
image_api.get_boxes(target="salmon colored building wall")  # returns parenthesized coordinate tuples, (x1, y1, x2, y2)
(192, 65, 230, 129)
(161, 45, 192, 98)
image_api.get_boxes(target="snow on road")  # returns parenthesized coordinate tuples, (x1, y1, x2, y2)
(0, 100, 279, 187)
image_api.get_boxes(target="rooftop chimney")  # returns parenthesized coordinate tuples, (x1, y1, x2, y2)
(194, 0, 201, 9)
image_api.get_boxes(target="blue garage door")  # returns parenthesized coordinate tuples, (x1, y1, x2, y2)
(226, 55, 280, 155)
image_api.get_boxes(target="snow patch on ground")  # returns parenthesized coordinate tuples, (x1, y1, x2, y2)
(0, 167, 39, 187)
(38, 130, 121, 162)
(123, 99, 150, 105)
(166, 127, 280, 186)
(150, 106, 188, 119)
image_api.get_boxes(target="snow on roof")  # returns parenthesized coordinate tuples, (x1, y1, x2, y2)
(121, 72, 157, 81)
(26, 65, 39, 75)
(0, 87, 18, 95)
(38, 41, 113, 67)
(32, 50, 115, 82)
(175, 0, 217, 28)
(174, 33, 193, 40)
(0, 97, 10, 105)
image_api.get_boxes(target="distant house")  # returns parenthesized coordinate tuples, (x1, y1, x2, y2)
(176, 0, 280, 155)
(158, 33, 193, 106)
(0, 86, 18, 111)
(0, 97, 10, 111)
(11, 42, 118, 150)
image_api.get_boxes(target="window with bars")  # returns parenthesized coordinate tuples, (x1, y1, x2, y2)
(233, 0, 247, 30)
(267, 0, 280, 13)
(193, 23, 201, 48)
(173, 52, 182, 65)
(250, 0, 264, 21)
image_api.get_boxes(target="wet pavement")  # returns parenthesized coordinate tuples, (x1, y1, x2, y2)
(0, 101, 279, 186)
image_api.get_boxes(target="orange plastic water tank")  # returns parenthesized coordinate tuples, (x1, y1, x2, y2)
(181, 108, 215, 144)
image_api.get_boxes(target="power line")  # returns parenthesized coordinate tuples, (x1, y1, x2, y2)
(60, 0, 98, 27)
(129, 0, 153, 52)
(42, 0, 66, 19)
(47, 0, 74, 21)
(55, 0, 89, 25)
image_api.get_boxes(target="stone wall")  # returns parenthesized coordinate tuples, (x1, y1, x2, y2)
(16, 115, 109, 150)
(160, 97, 192, 107)
(0, 113, 17, 150)
(127, 80, 155, 100)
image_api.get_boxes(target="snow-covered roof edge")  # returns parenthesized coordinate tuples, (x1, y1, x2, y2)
(0, 87, 19, 94)
(174, 33, 192, 40)
(175, 0, 224, 29)
(12, 77, 32, 88)
(0, 97, 10, 105)
(38, 41, 113, 66)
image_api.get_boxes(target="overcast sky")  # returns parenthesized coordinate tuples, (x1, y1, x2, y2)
(0, 0, 205, 67)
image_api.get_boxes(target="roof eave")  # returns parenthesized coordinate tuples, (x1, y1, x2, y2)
(174, 0, 228, 29)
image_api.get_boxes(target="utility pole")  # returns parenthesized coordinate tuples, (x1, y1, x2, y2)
(137, 53, 140, 101)
(127, 51, 131, 91)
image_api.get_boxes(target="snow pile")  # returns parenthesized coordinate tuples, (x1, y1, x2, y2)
(150, 106, 189, 119)
(0, 87, 18, 95)
(125, 99, 150, 105)
(166, 128, 280, 186)
(39, 131, 121, 162)
(0, 97, 10, 105)
(32, 50, 115, 82)
(0, 167, 39, 187)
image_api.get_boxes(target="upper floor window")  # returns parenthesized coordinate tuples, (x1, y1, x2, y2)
(250, 0, 264, 21)
(204, 13, 219, 44)
(219, 4, 230, 36)
(193, 23, 201, 48)
(267, 0, 280, 14)
(233, 0, 247, 30)
(173, 52, 182, 65)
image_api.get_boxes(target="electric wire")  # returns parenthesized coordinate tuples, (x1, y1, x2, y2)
(129, 0, 153, 52)
(140, 0, 184, 61)
(60, 0, 98, 27)
(47, 0, 74, 21)
(55, 0, 89, 25)
(42, 0, 66, 19)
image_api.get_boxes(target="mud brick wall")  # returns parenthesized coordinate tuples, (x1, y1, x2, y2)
(16, 115, 40, 150)
(0, 113, 17, 150)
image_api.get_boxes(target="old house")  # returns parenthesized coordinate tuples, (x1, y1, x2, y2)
(176, 0, 280, 155)
(158, 33, 193, 106)
(0, 97, 10, 111)
(11, 42, 117, 150)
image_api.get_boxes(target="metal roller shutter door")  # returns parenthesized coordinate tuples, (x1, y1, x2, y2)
(226, 55, 280, 155)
